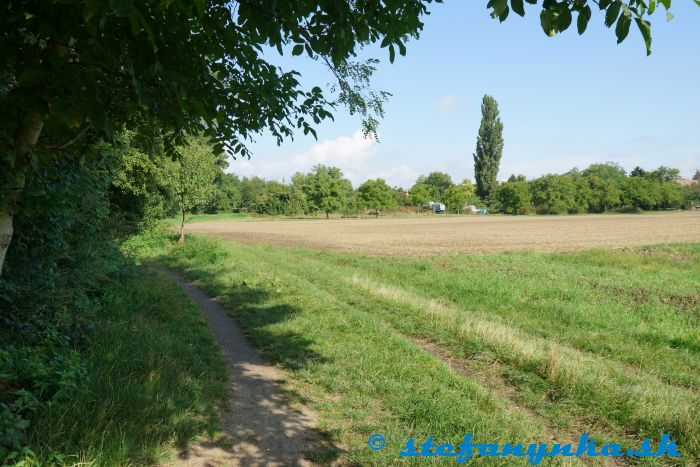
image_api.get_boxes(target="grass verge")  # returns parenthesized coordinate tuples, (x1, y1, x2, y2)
(24, 266, 227, 466)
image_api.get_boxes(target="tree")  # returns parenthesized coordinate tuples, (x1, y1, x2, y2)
(357, 179, 397, 211)
(407, 183, 433, 209)
(444, 180, 477, 213)
(417, 172, 454, 200)
(289, 173, 310, 215)
(250, 181, 293, 215)
(647, 166, 680, 182)
(444, 186, 468, 214)
(630, 166, 647, 177)
(659, 182, 683, 209)
(693, 170, 700, 181)
(682, 183, 700, 210)
(586, 175, 622, 212)
(473, 95, 504, 200)
(582, 162, 627, 182)
(302, 165, 352, 218)
(495, 180, 532, 214)
(170, 138, 221, 243)
(621, 177, 662, 210)
(107, 130, 173, 229)
(530, 174, 578, 214)
(206, 173, 242, 213)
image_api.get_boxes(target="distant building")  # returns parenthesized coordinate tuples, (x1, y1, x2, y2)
(677, 179, 699, 187)
(463, 204, 478, 214)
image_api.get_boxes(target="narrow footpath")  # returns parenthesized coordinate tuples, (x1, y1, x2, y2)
(160, 269, 333, 466)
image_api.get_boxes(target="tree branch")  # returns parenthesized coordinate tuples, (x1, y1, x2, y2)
(43, 124, 92, 150)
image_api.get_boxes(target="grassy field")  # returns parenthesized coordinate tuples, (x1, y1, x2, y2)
(185, 211, 700, 255)
(24, 267, 227, 466)
(127, 231, 700, 465)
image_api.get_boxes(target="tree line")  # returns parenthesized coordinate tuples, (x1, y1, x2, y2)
(117, 128, 698, 224)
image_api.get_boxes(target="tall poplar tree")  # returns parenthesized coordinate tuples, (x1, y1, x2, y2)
(473, 95, 504, 199)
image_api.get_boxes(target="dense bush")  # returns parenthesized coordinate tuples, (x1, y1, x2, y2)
(1, 144, 226, 464)
(0, 153, 126, 461)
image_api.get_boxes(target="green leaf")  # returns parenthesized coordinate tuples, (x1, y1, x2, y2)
(635, 18, 652, 55)
(659, 0, 671, 9)
(577, 5, 592, 34)
(292, 44, 304, 56)
(511, 0, 525, 17)
(615, 11, 632, 43)
(488, 0, 509, 21)
(397, 40, 406, 56)
(605, 1, 623, 27)
(648, 0, 657, 14)
(499, 5, 510, 21)
(388, 44, 395, 63)
(557, 7, 572, 31)
(540, 9, 557, 36)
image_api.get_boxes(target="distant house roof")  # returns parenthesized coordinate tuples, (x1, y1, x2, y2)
(677, 179, 699, 187)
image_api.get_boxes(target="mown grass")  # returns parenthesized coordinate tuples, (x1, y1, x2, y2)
(25, 267, 227, 466)
(127, 232, 700, 465)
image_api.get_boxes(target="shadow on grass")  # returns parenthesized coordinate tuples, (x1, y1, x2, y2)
(25, 265, 228, 465)
(154, 261, 343, 465)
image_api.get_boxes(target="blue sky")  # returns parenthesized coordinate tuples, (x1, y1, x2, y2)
(228, 2, 700, 188)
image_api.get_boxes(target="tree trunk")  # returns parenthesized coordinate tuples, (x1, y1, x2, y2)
(326, 211, 329, 219)
(0, 207, 13, 276)
(0, 112, 45, 276)
(179, 208, 186, 243)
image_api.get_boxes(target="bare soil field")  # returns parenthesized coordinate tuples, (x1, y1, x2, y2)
(187, 211, 700, 256)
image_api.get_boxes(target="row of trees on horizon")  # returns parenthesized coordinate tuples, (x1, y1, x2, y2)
(113, 127, 700, 224)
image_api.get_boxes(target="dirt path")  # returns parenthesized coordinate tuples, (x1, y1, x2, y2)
(160, 269, 333, 466)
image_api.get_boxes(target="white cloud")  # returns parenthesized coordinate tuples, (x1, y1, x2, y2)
(226, 130, 378, 185)
(437, 95, 459, 111)
(291, 129, 376, 168)
(361, 164, 420, 189)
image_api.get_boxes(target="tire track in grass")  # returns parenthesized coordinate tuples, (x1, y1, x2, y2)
(349, 253, 700, 389)
(347, 273, 699, 464)
(240, 244, 695, 465)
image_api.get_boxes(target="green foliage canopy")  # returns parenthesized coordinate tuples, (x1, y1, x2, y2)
(444, 180, 477, 213)
(496, 179, 532, 214)
(302, 165, 353, 217)
(407, 183, 434, 207)
(416, 172, 454, 200)
(357, 178, 398, 211)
